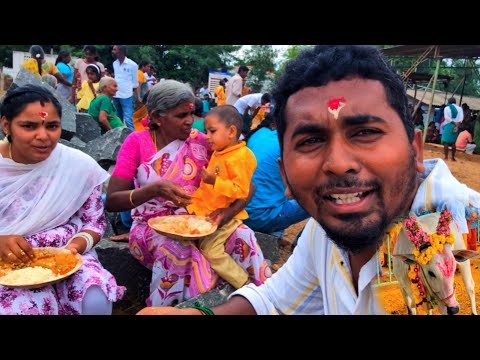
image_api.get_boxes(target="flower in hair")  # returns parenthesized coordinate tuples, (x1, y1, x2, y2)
(36, 53, 41, 59)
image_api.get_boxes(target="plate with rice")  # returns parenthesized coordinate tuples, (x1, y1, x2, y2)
(0, 247, 82, 289)
(148, 215, 217, 241)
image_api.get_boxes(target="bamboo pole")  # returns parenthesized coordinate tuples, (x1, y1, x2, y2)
(423, 47, 441, 144)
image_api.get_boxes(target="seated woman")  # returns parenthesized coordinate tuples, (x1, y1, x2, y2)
(88, 77, 124, 134)
(105, 80, 271, 307)
(244, 114, 310, 246)
(0, 84, 125, 314)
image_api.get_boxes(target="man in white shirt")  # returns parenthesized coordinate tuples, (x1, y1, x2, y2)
(137, 45, 479, 315)
(112, 45, 140, 131)
(226, 66, 249, 105)
(234, 93, 271, 134)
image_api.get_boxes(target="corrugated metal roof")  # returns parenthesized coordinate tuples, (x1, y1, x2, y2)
(382, 45, 480, 59)
(406, 88, 480, 110)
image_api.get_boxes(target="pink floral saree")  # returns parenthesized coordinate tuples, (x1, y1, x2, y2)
(127, 130, 271, 306)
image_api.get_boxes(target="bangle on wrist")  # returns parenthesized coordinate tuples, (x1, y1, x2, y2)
(129, 189, 136, 207)
(65, 231, 94, 254)
(190, 301, 215, 315)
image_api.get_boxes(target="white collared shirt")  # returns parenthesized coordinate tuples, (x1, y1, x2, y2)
(231, 218, 385, 315)
(113, 57, 139, 99)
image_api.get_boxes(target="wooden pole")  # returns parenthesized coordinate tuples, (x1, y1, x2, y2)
(423, 47, 441, 144)
(459, 59, 468, 106)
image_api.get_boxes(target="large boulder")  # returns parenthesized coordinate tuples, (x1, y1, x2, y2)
(95, 239, 151, 314)
(75, 113, 102, 143)
(84, 127, 132, 170)
(14, 69, 77, 140)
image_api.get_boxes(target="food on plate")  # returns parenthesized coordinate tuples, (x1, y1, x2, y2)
(149, 215, 216, 237)
(0, 248, 81, 286)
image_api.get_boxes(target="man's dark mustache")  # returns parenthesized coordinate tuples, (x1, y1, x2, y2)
(313, 176, 381, 194)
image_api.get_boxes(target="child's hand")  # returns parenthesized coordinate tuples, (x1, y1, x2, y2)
(207, 209, 227, 227)
(201, 167, 216, 185)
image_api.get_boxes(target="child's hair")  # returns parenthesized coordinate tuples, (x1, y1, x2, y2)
(86, 64, 101, 81)
(207, 105, 243, 139)
(194, 98, 203, 117)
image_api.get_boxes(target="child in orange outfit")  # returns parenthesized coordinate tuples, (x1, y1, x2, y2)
(466, 206, 479, 252)
(187, 105, 257, 288)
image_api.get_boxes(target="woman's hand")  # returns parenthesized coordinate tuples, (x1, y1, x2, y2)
(137, 307, 202, 315)
(65, 240, 82, 255)
(147, 180, 192, 207)
(0, 235, 34, 264)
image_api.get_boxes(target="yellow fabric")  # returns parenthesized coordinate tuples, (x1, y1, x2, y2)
(214, 85, 226, 106)
(198, 218, 247, 288)
(242, 86, 251, 96)
(21, 59, 59, 78)
(250, 107, 266, 130)
(133, 107, 148, 131)
(76, 80, 99, 111)
(187, 141, 256, 220)
(137, 69, 146, 83)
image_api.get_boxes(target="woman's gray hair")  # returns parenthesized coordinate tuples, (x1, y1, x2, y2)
(97, 77, 116, 94)
(146, 80, 194, 115)
(41, 74, 57, 89)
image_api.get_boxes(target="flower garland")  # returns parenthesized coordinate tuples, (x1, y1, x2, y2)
(403, 209, 455, 265)
(408, 263, 427, 307)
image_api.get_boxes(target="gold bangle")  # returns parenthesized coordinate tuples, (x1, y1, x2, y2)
(129, 190, 136, 207)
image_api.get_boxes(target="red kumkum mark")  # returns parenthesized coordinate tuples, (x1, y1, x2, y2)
(327, 97, 346, 120)
(39, 111, 48, 121)
(437, 255, 455, 278)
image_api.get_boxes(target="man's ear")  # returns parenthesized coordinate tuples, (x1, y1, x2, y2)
(278, 157, 293, 198)
(412, 129, 425, 173)
(1, 117, 9, 137)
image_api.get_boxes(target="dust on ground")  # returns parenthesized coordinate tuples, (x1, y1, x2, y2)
(273, 144, 480, 314)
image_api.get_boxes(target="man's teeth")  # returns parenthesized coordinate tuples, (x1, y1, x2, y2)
(330, 192, 363, 204)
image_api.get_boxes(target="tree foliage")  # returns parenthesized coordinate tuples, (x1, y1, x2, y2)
(242, 45, 278, 92)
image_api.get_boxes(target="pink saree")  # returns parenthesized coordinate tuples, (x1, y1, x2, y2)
(116, 129, 271, 306)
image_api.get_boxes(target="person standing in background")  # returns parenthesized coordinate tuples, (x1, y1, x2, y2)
(441, 97, 464, 161)
(55, 51, 74, 104)
(226, 66, 249, 105)
(112, 45, 140, 131)
(72, 45, 105, 103)
(214, 78, 227, 106)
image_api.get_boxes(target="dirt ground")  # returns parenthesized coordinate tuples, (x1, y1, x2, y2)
(273, 144, 480, 314)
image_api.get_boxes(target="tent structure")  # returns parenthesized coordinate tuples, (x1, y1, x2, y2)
(382, 45, 480, 141)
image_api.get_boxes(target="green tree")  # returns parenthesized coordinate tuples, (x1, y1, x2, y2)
(276, 45, 312, 77)
(241, 45, 278, 92)
(141, 45, 240, 89)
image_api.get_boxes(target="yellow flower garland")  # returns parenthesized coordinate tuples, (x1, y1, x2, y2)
(411, 233, 455, 265)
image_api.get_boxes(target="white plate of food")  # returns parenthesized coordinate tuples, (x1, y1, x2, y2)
(148, 215, 218, 241)
(0, 247, 82, 289)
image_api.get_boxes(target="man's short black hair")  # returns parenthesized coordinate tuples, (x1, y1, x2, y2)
(272, 45, 413, 155)
(238, 66, 250, 74)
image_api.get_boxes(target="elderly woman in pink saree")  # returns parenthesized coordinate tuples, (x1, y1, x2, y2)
(106, 80, 271, 306)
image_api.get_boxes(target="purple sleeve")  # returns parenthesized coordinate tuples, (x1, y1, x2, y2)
(77, 185, 107, 236)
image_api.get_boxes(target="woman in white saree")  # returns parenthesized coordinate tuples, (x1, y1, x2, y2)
(0, 84, 125, 314)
